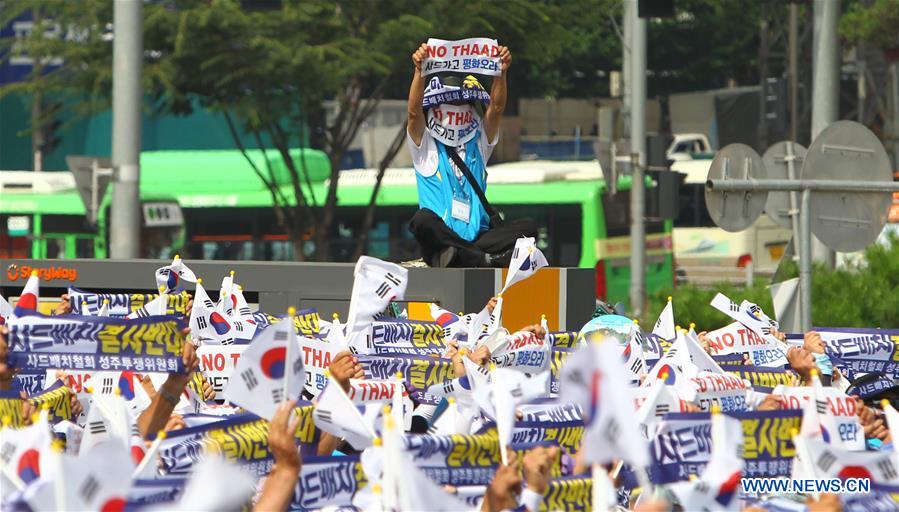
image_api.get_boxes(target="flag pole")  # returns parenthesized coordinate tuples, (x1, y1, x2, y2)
(284, 307, 297, 406)
(133, 430, 167, 478)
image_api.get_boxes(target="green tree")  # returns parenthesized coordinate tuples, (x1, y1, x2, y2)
(840, 0, 899, 49)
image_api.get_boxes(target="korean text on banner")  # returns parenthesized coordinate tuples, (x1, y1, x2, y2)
(422, 38, 502, 77)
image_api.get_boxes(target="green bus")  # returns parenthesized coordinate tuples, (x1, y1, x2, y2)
(0, 150, 673, 304)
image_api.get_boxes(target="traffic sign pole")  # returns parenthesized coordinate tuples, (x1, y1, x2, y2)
(707, 178, 899, 332)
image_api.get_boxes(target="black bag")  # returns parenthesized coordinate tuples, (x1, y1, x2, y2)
(446, 148, 504, 228)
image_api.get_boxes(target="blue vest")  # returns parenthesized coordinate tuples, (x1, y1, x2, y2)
(414, 133, 490, 242)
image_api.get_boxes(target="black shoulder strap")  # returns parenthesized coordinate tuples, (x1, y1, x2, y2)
(446, 147, 499, 218)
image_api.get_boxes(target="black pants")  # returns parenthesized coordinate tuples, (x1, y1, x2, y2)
(409, 209, 538, 267)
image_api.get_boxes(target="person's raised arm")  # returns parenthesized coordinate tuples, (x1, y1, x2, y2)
(137, 335, 198, 437)
(484, 46, 511, 144)
(254, 401, 302, 512)
(407, 43, 429, 146)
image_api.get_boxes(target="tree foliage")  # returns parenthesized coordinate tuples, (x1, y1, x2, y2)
(840, 0, 899, 49)
(644, 234, 899, 331)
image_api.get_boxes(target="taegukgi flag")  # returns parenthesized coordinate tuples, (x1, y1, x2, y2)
(13, 271, 40, 315)
(501, 237, 548, 294)
(223, 317, 305, 420)
(345, 256, 408, 336)
(652, 296, 676, 341)
(155, 256, 197, 294)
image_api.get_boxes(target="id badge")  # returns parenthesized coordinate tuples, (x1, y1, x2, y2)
(451, 197, 471, 222)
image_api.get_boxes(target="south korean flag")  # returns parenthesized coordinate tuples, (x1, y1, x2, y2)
(223, 318, 305, 420)
(345, 257, 408, 335)
(500, 237, 548, 294)
(190, 281, 254, 344)
(155, 256, 197, 294)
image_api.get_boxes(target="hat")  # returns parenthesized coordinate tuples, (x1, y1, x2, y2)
(422, 74, 491, 110)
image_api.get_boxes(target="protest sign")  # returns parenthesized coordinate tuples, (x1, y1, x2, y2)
(776, 385, 865, 451)
(368, 319, 445, 356)
(547, 331, 580, 349)
(490, 331, 551, 373)
(358, 354, 456, 405)
(156, 405, 317, 478)
(725, 365, 794, 392)
(706, 321, 786, 367)
(734, 410, 801, 478)
(291, 456, 367, 511)
(69, 287, 190, 317)
(255, 308, 323, 337)
(681, 371, 751, 412)
(812, 328, 899, 379)
(6, 312, 186, 373)
(402, 430, 500, 485)
(518, 402, 583, 424)
(643, 332, 673, 369)
(25, 380, 74, 423)
(651, 410, 800, 483)
(422, 38, 501, 77)
(541, 476, 593, 511)
(549, 349, 572, 395)
(299, 335, 339, 397)
(197, 344, 247, 400)
(127, 479, 185, 508)
(709, 293, 788, 367)
(506, 419, 584, 455)
(11, 370, 46, 396)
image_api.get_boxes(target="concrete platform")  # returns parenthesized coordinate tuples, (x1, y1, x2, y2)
(1, 259, 596, 331)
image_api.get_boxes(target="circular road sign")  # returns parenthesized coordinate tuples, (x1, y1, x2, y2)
(705, 143, 769, 232)
(801, 120, 893, 252)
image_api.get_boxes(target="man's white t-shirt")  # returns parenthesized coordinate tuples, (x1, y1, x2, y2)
(406, 129, 499, 180)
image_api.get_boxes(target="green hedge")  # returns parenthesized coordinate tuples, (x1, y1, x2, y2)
(640, 234, 899, 333)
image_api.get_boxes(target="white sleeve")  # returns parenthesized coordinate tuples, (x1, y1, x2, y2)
(478, 127, 499, 164)
(406, 129, 439, 177)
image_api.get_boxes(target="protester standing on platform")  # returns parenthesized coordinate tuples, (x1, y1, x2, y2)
(406, 42, 538, 268)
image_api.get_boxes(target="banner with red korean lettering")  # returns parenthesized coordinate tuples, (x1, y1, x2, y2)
(422, 38, 501, 77)
(5, 312, 186, 373)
